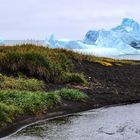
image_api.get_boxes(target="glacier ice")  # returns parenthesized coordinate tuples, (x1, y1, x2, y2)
(45, 18, 140, 57)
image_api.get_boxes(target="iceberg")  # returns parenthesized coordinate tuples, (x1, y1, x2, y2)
(84, 30, 99, 44)
(45, 34, 56, 48)
(45, 18, 140, 57)
(0, 38, 4, 45)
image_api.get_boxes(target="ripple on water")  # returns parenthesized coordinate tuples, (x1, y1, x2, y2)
(3, 103, 140, 140)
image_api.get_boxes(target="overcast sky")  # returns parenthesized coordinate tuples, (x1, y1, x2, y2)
(0, 0, 139, 40)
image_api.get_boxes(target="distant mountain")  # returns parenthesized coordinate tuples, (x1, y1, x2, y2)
(45, 18, 140, 57)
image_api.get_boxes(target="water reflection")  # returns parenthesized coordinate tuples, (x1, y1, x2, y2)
(15, 116, 73, 138)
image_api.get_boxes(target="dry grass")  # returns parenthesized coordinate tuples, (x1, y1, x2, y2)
(0, 44, 137, 84)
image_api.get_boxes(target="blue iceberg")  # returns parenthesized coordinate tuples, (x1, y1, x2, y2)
(45, 18, 140, 57)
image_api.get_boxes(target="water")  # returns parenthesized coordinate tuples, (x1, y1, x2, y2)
(112, 54, 140, 60)
(2, 40, 45, 46)
(3, 103, 140, 140)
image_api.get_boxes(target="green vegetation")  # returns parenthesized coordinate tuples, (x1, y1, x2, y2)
(0, 44, 136, 128)
(0, 88, 87, 127)
(0, 45, 88, 84)
(0, 52, 52, 82)
(0, 44, 136, 84)
(55, 88, 87, 101)
(0, 74, 45, 91)
(0, 103, 18, 126)
(45, 92, 61, 107)
(61, 72, 87, 85)
(0, 90, 47, 115)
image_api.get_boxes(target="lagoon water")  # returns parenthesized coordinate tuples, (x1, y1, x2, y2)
(113, 54, 140, 60)
(3, 103, 140, 140)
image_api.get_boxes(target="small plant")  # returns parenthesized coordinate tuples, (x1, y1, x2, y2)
(45, 92, 61, 108)
(58, 53, 73, 71)
(0, 103, 19, 126)
(57, 88, 88, 101)
(0, 74, 45, 91)
(62, 72, 88, 85)
(0, 90, 47, 115)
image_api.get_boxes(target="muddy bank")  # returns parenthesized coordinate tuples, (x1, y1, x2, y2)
(1, 96, 140, 139)
(1, 60, 140, 138)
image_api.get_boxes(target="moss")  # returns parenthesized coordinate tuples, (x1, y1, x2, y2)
(98, 61, 113, 67)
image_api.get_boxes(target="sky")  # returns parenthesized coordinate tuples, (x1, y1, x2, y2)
(0, 0, 140, 40)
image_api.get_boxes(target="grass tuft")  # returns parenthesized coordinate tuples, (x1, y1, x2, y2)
(45, 92, 61, 107)
(0, 103, 19, 126)
(56, 88, 87, 101)
(61, 72, 88, 85)
(0, 90, 47, 115)
(0, 74, 45, 91)
(0, 88, 88, 127)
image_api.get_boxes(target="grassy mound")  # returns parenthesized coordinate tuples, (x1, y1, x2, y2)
(61, 72, 87, 85)
(0, 52, 53, 82)
(0, 45, 88, 84)
(0, 44, 135, 84)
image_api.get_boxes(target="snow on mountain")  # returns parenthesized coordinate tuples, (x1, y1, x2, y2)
(45, 18, 140, 57)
